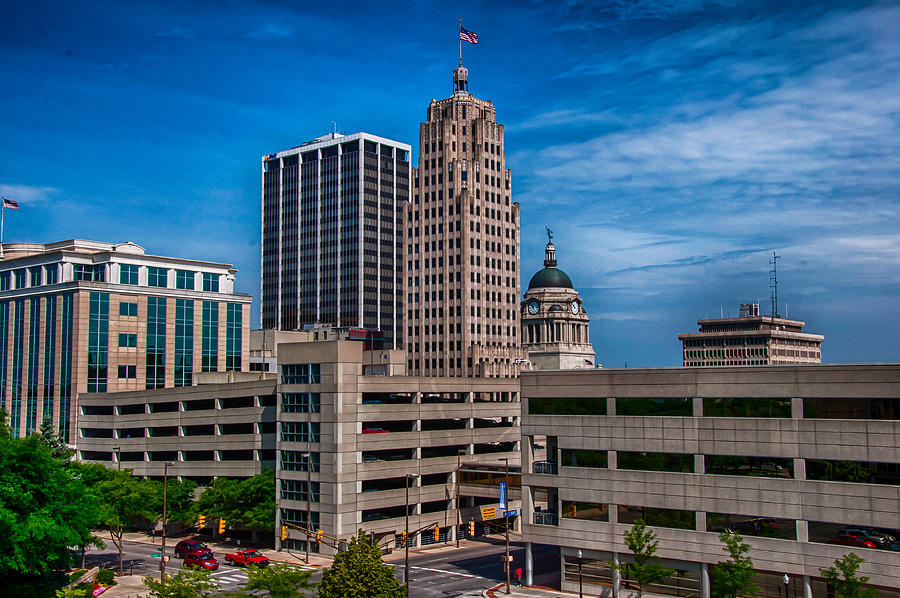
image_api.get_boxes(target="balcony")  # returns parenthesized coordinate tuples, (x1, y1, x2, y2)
(534, 512, 558, 526)
(532, 461, 558, 475)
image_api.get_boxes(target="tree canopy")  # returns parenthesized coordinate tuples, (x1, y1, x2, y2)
(232, 563, 317, 598)
(614, 519, 675, 597)
(319, 530, 406, 598)
(193, 469, 275, 529)
(711, 531, 759, 598)
(0, 414, 98, 580)
(144, 566, 220, 598)
(820, 553, 876, 598)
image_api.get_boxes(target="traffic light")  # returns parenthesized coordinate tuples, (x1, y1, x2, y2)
(315, 529, 323, 543)
(400, 530, 407, 546)
(218, 519, 226, 534)
(433, 526, 440, 542)
(468, 521, 476, 536)
(281, 526, 288, 541)
(198, 515, 206, 529)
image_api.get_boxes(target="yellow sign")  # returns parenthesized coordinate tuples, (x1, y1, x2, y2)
(480, 506, 497, 520)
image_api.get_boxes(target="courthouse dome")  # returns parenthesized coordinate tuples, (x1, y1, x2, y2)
(527, 233, 574, 290)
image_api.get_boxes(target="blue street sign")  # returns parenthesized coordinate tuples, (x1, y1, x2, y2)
(499, 481, 507, 509)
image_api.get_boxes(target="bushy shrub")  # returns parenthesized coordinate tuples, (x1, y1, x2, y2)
(96, 570, 116, 585)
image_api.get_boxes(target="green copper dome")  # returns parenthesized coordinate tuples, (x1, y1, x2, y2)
(528, 235, 574, 289)
(528, 267, 574, 290)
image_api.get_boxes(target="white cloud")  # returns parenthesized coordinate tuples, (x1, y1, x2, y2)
(0, 184, 58, 204)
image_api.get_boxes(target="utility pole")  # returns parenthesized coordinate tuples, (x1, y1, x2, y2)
(405, 472, 419, 596)
(161, 461, 174, 583)
(502, 457, 510, 595)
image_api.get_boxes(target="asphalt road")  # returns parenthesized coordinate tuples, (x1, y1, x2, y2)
(78, 537, 560, 597)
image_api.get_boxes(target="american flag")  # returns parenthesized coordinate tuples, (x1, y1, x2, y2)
(584, 358, 593, 366)
(460, 26, 478, 45)
(2, 197, 19, 210)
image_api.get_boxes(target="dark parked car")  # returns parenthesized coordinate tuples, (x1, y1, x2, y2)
(184, 552, 219, 570)
(174, 540, 213, 559)
(828, 534, 877, 549)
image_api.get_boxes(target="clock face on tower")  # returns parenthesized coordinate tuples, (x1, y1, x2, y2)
(527, 300, 540, 315)
(571, 301, 579, 315)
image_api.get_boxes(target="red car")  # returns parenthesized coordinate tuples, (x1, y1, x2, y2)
(828, 534, 877, 549)
(184, 553, 219, 570)
(174, 540, 213, 559)
(224, 549, 270, 567)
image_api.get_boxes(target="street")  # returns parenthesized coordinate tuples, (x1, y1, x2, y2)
(79, 536, 560, 597)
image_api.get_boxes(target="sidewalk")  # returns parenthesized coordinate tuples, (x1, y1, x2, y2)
(483, 583, 581, 598)
(95, 575, 150, 598)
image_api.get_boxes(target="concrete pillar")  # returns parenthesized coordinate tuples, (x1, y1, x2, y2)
(803, 575, 812, 598)
(701, 562, 710, 598)
(612, 552, 620, 598)
(525, 541, 534, 586)
(607, 397, 616, 416)
(692, 397, 703, 417)
(791, 397, 803, 419)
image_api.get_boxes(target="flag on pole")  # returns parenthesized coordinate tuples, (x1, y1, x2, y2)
(460, 26, 478, 45)
(2, 198, 19, 210)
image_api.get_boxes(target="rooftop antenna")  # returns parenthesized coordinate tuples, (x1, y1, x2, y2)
(769, 251, 780, 318)
(331, 121, 337, 136)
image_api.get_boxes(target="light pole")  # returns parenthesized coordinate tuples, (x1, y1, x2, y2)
(578, 549, 583, 598)
(113, 446, 121, 471)
(161, 461, 175, 583)
(783, 573, 790, 598)
(501, 457, 510, 595)
(456, 448, 466, 548)
(405, 472, 419, 597)
(300, 452, 312, 563)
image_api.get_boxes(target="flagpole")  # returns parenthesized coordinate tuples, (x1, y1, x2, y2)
(459, 17, 462, 66)
(1, 198, 5, 259)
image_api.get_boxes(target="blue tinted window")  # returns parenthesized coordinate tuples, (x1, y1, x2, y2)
(119, 264, 139, 285)
(147, 267, 167, 288)
(176, 270, 195, 290)
(119, 301, 138, 317)
(87, 292, 109, 393)
(202, 273, 219, 292)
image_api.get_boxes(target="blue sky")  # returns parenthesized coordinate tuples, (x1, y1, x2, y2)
(2, 0, 899, 367)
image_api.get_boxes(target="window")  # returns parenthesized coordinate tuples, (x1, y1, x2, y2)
(175, 270, 195, 289)
(226, 303, 241, 371)
(147, 267, 167, 287)
(119, 301, 138, 317)
(202, 273, 219, 292)
(44, 264, 58, 284)
(118, 333, 137, 347)
(281, 479, 320, 503)
(73, 264, 104, 282)
(87, 292, 109, 393)
(14, 268, 27, 287)
(146, 297, 166, 389)
(618, 452, 694, 473)
(29, 266, 42, 286)
(202, 301, 218, 371)
(175, 299, 193, 387)
(117, 365, 137, 379)
(562, 501, 608, 521)
(560, 449, 607, 468)
(281, 392, 321, 413)
(280, 363, 321, 384)
(280, 422, 321, 443)
(280, 450, 320, 472)
(0, 272, 10, 290)
(119, 264, 139, 285)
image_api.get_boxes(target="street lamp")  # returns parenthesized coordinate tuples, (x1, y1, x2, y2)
(456, 448, 467, 548)
(300, 452, 312, 563)
(501, 457, 510, 595)
(578, 549, 583, 598)
(405, 472, 419, 597)
(113, 446, 121, 471)
(783, 573, 790, 598)
(161, 461, 175, 583)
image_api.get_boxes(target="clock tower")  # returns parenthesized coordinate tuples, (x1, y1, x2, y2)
(520, 230, 596, 370)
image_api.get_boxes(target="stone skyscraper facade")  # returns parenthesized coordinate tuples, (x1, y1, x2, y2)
(407, 66, 524, 377)
(261, 133, 411, 349)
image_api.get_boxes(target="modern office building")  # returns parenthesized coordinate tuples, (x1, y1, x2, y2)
(521, 234, 595, 370)
(520, 364, 900, 597)
(0, 240, 251, 442)
(261, 132, 411, 349)
(678, 303, 824, 367)
(407, 65, 524, 377)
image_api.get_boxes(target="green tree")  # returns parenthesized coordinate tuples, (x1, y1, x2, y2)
(225, 563, 317, 598)
(55, 588, 87, 598)
(613, 519, 675, 597)
(319, 530, 406, 598)
(91, 470, 160, 575)
(0, 419, 98, 580)
(711, 531, 759, 597)
(820, 553, 876, 598)
(193, 469, 275, 530)
(38, 418, 73, 460)
(143, 567, 220, 598)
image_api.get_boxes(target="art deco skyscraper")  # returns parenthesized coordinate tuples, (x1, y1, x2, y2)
(407, 66, 524, 377)
(261, 133, 411, 348)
